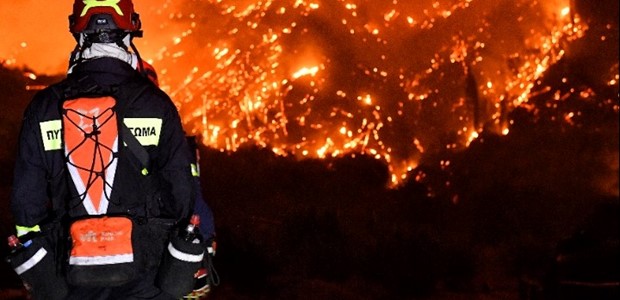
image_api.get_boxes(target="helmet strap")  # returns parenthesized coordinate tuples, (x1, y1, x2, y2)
(130, 41, 146, 77)
(116, 39, 129, 52)
(68, 44, 83, 70)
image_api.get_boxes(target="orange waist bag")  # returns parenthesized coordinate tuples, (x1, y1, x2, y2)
(67, 216, 138, 287)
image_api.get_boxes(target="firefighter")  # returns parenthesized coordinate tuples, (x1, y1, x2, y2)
(8, 1, 199, 299)
(185, 136, 219, 299)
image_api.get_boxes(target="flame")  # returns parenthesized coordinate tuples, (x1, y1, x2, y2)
(293, 66, 319, 79)
(143, 0, 592, 187)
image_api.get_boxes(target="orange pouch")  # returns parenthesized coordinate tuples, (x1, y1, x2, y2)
(67, 216, 138, 287)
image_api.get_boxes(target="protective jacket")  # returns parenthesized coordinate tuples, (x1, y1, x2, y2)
(10, 57, 194, 227)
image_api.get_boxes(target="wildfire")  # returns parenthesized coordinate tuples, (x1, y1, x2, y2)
(4, 0, 610, 187)
(141, 0, 594, 186)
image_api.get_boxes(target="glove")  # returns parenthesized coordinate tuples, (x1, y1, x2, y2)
(207, 240, 216, 257)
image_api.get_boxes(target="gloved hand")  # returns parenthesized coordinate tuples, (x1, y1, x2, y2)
(207, 239, 216, 257)
(205, 239, 219, 287)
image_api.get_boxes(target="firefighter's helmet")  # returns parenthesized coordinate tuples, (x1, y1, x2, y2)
(69, 0, 142, 36)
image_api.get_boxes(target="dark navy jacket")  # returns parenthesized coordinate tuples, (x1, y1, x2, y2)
(10, 57, 195, 227)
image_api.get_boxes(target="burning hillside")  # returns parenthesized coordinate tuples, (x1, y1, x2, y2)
(149, 0, 601, 185)
(1, 0, 617, 186)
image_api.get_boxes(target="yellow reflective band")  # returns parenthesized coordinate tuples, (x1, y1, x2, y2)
(141, 168, 149, 176)
(16, 225, 41, 237)
(123, 118, 162, 146)
(81, 0, 124, 17)
(191, 163, 199, 177)
(39, 120, 63, 151)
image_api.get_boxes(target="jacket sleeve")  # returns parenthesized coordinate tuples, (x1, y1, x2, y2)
(187, 136, 216, 240)
(154, 91, 195, 221)
(10, 95, 52, 227)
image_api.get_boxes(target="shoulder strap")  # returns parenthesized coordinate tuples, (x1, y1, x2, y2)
(116, 84, 151, 174)
(121, 123, 151, 175)
(114, 81, 162, 218)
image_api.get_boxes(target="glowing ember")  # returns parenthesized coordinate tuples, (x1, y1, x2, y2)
(293, 66, 319, 79)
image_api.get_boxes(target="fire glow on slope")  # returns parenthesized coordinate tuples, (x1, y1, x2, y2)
(149, 0, 589, 186)
(2, 0, 600, 187)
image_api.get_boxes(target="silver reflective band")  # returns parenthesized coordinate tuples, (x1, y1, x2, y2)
(167, 243, 204, 262)
(69, 253, 134, 266)
(14, 248, 48, 275)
